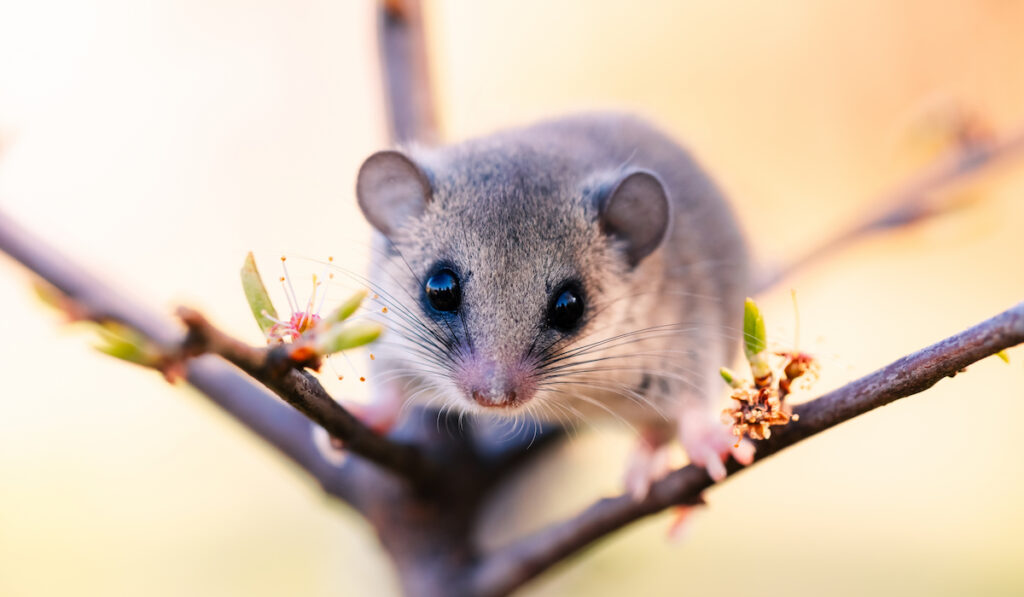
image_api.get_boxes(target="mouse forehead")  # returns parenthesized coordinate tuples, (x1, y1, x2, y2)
(423, 169, 598, 282)
(390, 163, 609, 323)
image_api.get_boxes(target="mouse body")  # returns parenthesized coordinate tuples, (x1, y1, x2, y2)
(354, 113, 752, 490)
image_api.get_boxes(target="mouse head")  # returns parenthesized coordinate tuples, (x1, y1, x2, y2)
(356, 147, 670, 414)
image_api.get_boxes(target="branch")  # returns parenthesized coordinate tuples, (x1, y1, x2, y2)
(756, 125, 1024, 291)
(471, 300, 1024, 597)
(379, 0, 438, 144)
(0, 210, 431, 497)
(178, 308, 439, 487)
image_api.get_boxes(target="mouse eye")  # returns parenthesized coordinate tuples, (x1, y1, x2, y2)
(425, 268, 461, 312)
(548, 285, 584, 332)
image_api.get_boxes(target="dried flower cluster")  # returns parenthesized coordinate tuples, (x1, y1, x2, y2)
(721, 298, 819, 445)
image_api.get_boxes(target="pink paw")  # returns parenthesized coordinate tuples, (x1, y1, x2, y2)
(624, 438, 673, 501)
(345, 400, 400, 435)
(679, 414, 755, 481)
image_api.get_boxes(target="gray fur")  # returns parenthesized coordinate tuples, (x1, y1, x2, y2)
(357, 112, 749, 432)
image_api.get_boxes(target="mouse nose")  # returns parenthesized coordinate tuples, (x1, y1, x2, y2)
(457, 354, 536, 410)
(471, 389, 519, 408)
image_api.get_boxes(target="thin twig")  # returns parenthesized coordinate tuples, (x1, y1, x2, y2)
(178, 307, 439, 487)
(756, 126, 1024, 291)
(0, 210, 355, 498)
(470, 301, 1024, 597)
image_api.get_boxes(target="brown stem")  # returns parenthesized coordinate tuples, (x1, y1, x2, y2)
(178, 307, 439, 487)
(470, 301, 1024, 597)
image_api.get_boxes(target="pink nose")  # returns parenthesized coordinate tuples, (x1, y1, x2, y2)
(457, 353, 536, 410)
(471, 390, 519, 408)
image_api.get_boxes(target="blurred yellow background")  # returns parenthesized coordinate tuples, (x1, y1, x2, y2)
(1, 1, 1023, 595)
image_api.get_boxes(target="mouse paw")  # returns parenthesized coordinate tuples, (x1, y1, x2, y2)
(623, 432, 674, 501)
(345, 400, 400, 435)
(679, 413, 755, 481)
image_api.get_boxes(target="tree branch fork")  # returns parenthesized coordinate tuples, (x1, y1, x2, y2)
(1, 204, 1022, 595)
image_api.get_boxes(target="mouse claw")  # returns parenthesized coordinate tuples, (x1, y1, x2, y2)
(702, 447, 728, 481)
(731, 437, 756, 466)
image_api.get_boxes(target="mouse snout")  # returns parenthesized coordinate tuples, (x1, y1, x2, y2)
(457, 355, 536, 410)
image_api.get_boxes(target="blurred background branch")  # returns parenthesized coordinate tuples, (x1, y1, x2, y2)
(757, 123, 1024, 291)
(380, 0, 438, 144)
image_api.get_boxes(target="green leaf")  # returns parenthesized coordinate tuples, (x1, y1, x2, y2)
(90, 322, 154, 366)
(323, 289, 368, 324)
(315, 320, 383, 356)
(743, 297, 767, 360)
(240, 252, 278, 335)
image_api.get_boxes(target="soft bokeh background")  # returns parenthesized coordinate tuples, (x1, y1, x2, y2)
(1, 1, 1022, 595)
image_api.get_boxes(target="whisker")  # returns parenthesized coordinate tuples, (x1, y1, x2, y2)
(544, 365, 701, 387)
(539, 377, 670, 421)
(303, 256, 459, 356)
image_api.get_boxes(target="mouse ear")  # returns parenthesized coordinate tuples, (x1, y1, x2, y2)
(598, 170, 670, 267)
(356, 150, 432, 236)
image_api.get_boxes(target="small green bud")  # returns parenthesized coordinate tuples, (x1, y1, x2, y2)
(996, 350, 1010, 364)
